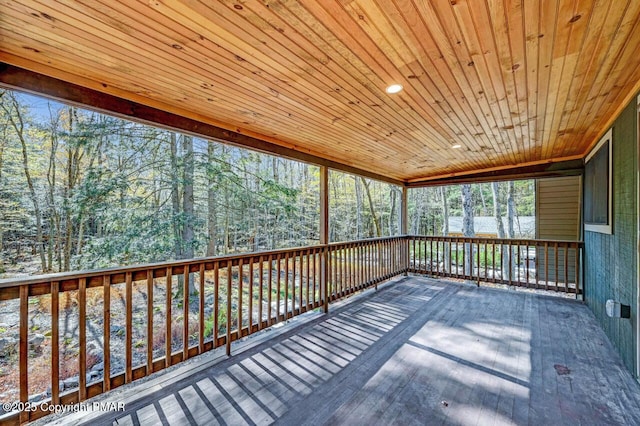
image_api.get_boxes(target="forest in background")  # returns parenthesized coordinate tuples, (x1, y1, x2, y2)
(0, 90, 533, 279)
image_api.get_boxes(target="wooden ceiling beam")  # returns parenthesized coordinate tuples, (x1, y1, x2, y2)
(0, 62, 404, 186)
(406, 159, 584, 188)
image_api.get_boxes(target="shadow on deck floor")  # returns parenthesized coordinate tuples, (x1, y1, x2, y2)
(46, 277, 640, 425)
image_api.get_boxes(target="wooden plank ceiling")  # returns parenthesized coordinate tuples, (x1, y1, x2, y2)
(1, 0, 640, 183)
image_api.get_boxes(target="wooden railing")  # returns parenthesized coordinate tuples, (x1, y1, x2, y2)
(327, 237, 407, 300)
(407, 236, 583, 294)
(0, 237, 401, 424)
(0, 235, 582, 424)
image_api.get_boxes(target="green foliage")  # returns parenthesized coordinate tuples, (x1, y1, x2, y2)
(0, 89, 536, 279)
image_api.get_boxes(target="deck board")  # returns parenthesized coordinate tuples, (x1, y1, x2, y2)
(45, 277, 640, 425)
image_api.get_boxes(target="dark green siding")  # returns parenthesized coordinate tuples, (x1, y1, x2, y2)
(584, 99, 637, 375)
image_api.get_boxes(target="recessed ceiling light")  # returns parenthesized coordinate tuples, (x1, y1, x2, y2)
(451, 144, 462, 149)
(385, 84, 403, 94)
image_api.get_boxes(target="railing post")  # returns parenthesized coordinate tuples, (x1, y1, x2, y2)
(401, 186, 409, 275)
(320, 165, 329, 313)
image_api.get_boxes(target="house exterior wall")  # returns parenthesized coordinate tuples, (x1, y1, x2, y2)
(536, 176, 581, 282)
(584, 98, 638, 375)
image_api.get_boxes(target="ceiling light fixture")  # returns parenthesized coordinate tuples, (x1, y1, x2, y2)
(451, 144, 462, 149)
(385, 84, 403, 94)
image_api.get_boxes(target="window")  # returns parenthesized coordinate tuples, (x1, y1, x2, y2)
(584, 128, 612, 234)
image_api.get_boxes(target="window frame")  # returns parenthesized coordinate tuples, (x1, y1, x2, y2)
(584, 128, 613, 234)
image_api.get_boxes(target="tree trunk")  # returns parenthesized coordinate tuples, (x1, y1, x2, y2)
(170, 133, 182, 259)
(46, 121, 58, 272)
(182, 135, 195, 295)
(507, 181, 515, 238)
(440, 186, 449, 272)
(354, 176, 362, 239)
(63, 111, 74, 272)
(491, 182, 505, 238)
(361, 177, 382, 237)
(491, 182, 506, 280)
(389, 187, 397, 235)
(461, 184, 475, 277)
(206, 143, 217, 257)
(2, 93, 47, 272)
(479, 184, 488, 215)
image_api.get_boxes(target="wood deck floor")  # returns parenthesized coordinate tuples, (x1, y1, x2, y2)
(47, 277, 640, 425)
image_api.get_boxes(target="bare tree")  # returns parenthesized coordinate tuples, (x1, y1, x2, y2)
(1, 92, 47, 272)
(361, 177, 381, 237)
(461, 184, 475, 276)
(491, 182, 506, 238)
(354, 176, 363, 239)
(170, 133, 182, 259)
(206, 142, 217, 256)
(440, 186, 450, 272)
(182, 135, 195, 295)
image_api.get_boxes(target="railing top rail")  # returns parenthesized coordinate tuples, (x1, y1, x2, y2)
(0, 236, 405, 289)
(407, 235, 584, 245)
(0, 235, 583, 289)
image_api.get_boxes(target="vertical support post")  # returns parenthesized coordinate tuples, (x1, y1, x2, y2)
(401, 186, 409, 275)
(320, 166, 329, 313)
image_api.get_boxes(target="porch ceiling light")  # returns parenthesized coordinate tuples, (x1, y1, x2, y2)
(451, 144, 462, 149)
(385, 84, 403, 94)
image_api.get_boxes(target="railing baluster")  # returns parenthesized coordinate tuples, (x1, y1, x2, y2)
(544, 242, 549, 290)
(575, 243, 581, 294)
(238, 258, 244, 333)
(443, 239, 458, 275)
(79, 277, 87, 400)
(165, 268, 172, 368)
(311, 251, 316, 307)
(349, 245, 358, 293)
(491, 243, 496, 282)
(476, 241, 481, 286)
(290, 252, 295, 316)
(214, 262, 220, 346)
(429, 240, 440, 273)
(336, 245, 347, 298)
(126, 271, 133, 382)
(258, 256, 264, 330)
(306, 249, 315, 309)
(284, 252, 290, 318)
(357, 244, 361, 287)
(517, 242, 521, 285)
(51, 281, 60, 405)
(484, 242, 488, 282)
(183, 266, 189, 361)
(103, 275, 111, 391)
(19, 285, 28, 424)
(276, 254, 281, 321)
(226, 260, 232, 356)
(324, 245, 330, 310)
(526, 243, 531, 287)
(564, 244, 569, 293)
(554, 242, 559, 291)
(249, 257, 254, 331)
(199, 263, 205, 354)
(146, 270, 153, 373)
(268, 256, 273, 325)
